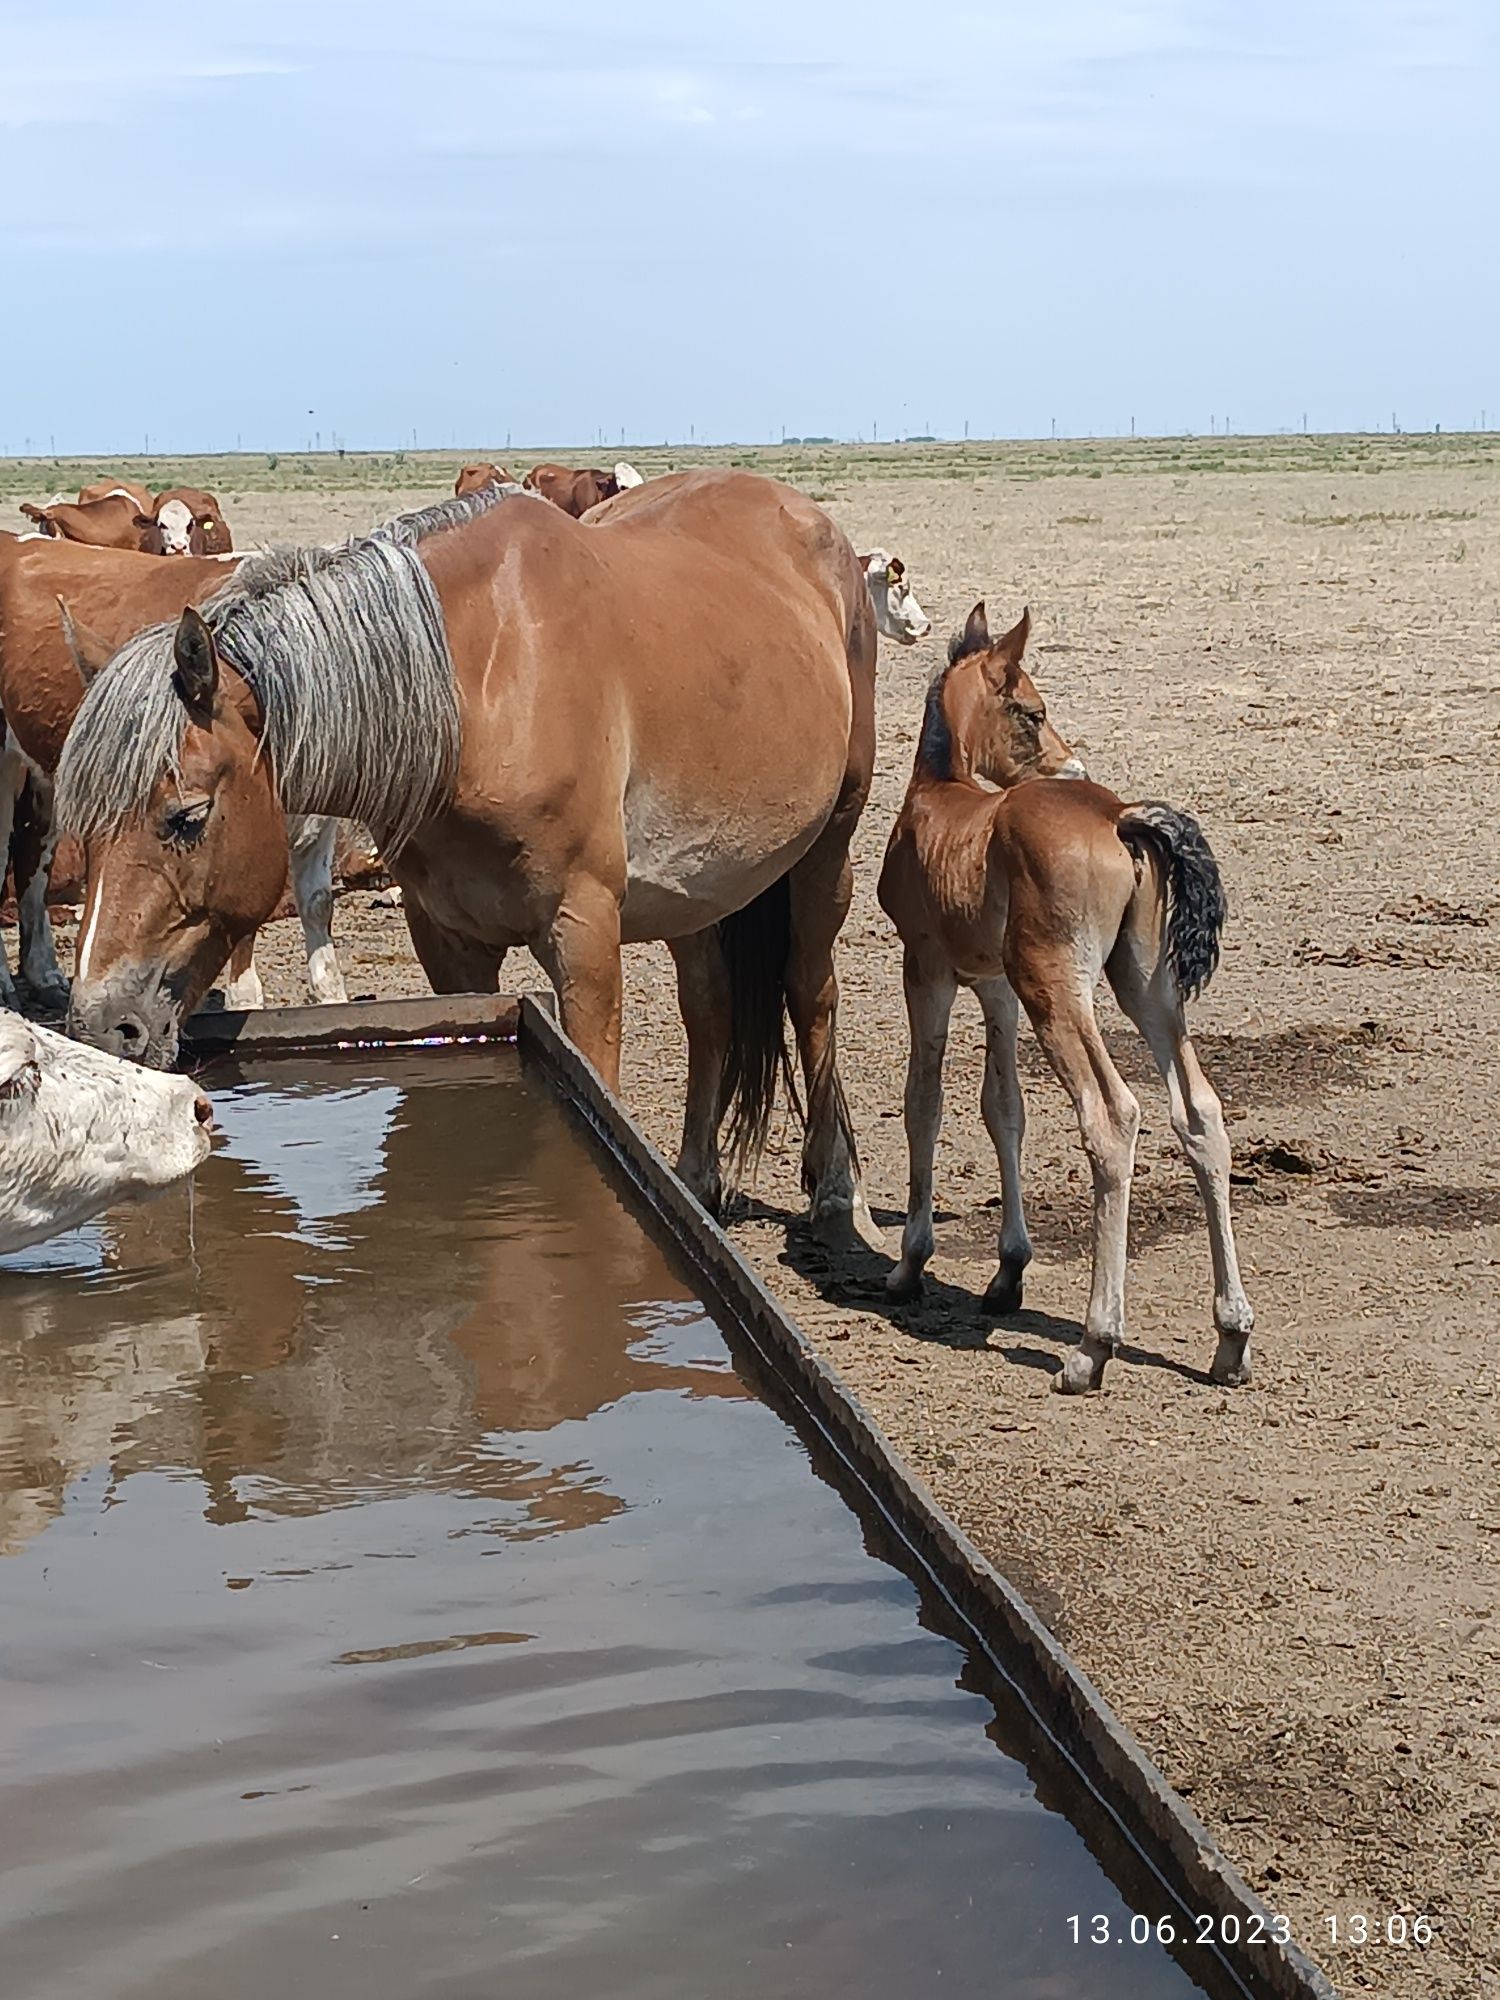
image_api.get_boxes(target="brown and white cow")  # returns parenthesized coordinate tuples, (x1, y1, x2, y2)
(859, 550, 932, 645)
(78, 480, 154, 514)
(523, 462, 623, 517)
(151, 488, 233, 557)
(18, 496, 163, 554)
(453, 462, 516, 497)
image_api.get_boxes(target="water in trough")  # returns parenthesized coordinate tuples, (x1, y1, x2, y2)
(0, 1050, 1210, 1999)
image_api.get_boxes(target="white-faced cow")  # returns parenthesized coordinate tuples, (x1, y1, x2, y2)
(152, 488, 233, 557)
(859, 550, 932, 645)
(0, 1013, 213, 1255)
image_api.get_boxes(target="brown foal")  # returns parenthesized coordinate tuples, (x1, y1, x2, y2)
(877, 604, 1254, 1393)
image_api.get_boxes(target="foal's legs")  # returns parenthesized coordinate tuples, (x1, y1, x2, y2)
(1010, 955, 1140, 1393)
(973, 976, 1033, 1312)
(786, 829, 882, 1251)
(667, 929, 731, 1215)
(289, 815, 348, 1005)
(888, 951, 958, 1297)
(1108, 953, 1255, 1386)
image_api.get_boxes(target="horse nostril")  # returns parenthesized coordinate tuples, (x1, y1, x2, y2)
(117, 1019, 144, 1046)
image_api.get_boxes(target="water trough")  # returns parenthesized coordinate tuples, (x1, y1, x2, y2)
(0, 992, 1335, 1999)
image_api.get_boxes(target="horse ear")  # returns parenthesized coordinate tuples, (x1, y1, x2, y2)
(55, 597, 114, 686)
(172, 608, 219, 717)
(959, 601, 990, 657)
(991, 606, 1032, 685)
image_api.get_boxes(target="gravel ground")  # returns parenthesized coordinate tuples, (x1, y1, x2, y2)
(30, 455, 1500, 1998)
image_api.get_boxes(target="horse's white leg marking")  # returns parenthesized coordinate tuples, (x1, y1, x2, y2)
(973, 976, 1032, 1311)
(223, 934, 265, 1011)
(888, 953, 958, 1297)
(290, 815, 347, 1005)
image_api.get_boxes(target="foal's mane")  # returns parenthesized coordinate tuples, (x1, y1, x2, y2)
(56, 483, 527, 854)
(915, 620, 989, 782)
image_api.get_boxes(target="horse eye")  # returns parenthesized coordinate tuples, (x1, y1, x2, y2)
(164, 799, 211, 845)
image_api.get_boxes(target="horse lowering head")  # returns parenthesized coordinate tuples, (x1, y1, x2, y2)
(62, 608, 289, 1066)
(860, 550, 932, 645)
(924, 603, 1085, 786)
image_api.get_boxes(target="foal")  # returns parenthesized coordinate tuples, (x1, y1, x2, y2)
(877, 604, 1254, 1393)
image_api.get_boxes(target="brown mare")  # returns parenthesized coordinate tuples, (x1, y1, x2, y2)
(0, 537, 347, 1012)
(57, 471, 882, 1244)
(877, 603, 1254, 1392)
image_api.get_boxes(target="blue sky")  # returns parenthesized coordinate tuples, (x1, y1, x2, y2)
(3, 1, 1496, 451)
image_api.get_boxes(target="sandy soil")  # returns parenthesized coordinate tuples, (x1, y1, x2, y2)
(29, 459, 1500, 1997)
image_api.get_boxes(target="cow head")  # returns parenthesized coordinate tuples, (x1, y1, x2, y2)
(860, 550, 932, 645)
(152, 489, 232, 557)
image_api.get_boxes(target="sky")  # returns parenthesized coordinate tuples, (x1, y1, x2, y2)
(2, 0, 1496, 452)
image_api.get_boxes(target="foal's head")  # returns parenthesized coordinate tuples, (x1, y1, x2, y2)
(923, 603, 1083, 787)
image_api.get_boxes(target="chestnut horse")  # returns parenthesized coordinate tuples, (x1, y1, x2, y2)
(877, 603, 1254, 1392)
(0, 537, 347, 1011)
(58, 471, 881, 1243)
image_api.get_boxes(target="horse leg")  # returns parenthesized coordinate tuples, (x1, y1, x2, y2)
(14, 771, 69, 1011)
(1108, 953, 1255, 1386)
(401, 897, 508, 996)
(1010, 953, 1140, 1394)
(784, 826, 882, 1253)
(532, 879, 624, 1091)
(973, 976, 1032, 1312)
(289, 815, 348, 1005)
(888, 950, 958, 1296)
(667, 930, 731, 1217)
(0, 733, 27, 1010)
(223, 935, 265, 1010)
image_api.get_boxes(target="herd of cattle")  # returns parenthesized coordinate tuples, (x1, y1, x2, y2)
(0, 457, 1252, 1400)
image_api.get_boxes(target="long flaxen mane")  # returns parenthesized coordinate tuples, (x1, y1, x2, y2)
(56, 483, 527, 856)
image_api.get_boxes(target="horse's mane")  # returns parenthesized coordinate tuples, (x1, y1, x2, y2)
(56, 483, 528, 853)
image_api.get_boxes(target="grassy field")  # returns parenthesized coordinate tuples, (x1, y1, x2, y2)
(4, 431, 1500, 508)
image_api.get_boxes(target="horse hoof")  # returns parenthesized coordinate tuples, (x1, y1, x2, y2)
(1053, 1348, 1107, 1395)
(886, 1265, 923, 1302)
(1211, 1333, 1253, 1388)
(982, 1272, 1024, 1315)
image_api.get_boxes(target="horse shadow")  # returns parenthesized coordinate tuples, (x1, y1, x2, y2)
(738, 1197, 1216, 1389)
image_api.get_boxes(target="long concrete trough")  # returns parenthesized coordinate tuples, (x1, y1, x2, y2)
(182, 990, 1337, 2000)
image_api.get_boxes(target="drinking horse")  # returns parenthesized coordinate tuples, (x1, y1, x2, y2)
(57, 471, 881, 1245)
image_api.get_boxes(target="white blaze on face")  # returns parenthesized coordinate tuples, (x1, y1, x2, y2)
(156, 498, 194, 554)
(0, 1015, 213, 1255)
(862, 550, 932, 645)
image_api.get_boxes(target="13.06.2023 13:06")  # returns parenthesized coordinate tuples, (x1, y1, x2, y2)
(1066, 1913, 1294, 1947)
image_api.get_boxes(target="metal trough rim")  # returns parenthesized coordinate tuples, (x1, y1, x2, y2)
(184, 990, 1336, 2000)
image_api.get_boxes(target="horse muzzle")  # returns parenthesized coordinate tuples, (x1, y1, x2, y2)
(67, 970, 183, 1071)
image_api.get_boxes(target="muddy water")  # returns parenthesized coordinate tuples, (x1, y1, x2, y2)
(0, 1052, 1206, 2000)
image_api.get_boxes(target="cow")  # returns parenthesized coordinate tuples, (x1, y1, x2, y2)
(523, 462, 622, 516)
(454, 462, 516, 497)
(0, 1012, 213, 1255)
(78, 480, 154, 514)
(152, 487, 233, 557)
(859, 550, 933, 645)
(0, 539, 346, 1011)
(18, 495, 163, 553)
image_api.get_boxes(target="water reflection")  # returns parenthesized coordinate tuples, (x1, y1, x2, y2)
(0, 1053, 740, 1557)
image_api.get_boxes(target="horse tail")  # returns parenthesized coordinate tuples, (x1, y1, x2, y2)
(1116, 802, 1228, 1001)
(717, 876, 803, 1177)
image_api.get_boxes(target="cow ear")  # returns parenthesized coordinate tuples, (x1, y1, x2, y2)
(172, 608, 219, 717)
(858, 552, 872, 573)
(56, 597, 114, 686)
(888, 556, 905, 582)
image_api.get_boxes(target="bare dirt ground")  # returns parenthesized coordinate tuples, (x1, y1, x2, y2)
(18, 444, 1500, 1997)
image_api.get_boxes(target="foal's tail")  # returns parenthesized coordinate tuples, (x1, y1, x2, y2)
(718, 877, 802, 1176)
(1116, 802, 1228, 1001)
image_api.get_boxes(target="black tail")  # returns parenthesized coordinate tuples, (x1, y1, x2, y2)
(717, 877, 802, 1175)
(1116, 802, 1228, 1000)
